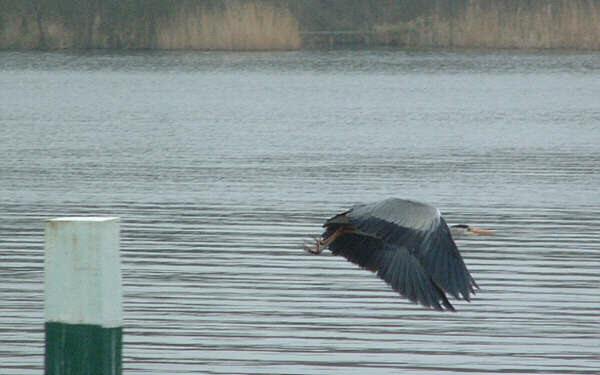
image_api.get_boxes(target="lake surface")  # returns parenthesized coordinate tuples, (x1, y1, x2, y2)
(1, 50, 599, 374)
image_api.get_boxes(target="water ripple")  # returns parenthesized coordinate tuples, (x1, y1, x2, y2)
(1, 51, 600, 374)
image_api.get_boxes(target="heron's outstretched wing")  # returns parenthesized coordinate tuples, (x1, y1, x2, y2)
(335, 198, 478, 301)
(329, 234, 455, 311)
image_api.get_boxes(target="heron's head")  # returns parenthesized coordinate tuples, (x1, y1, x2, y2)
(450, 224, 495, 237)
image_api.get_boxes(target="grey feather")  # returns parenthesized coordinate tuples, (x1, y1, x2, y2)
(324, 198, 478, 311)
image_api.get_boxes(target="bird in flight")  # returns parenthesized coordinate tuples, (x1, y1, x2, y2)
(304, 198, 494, 311)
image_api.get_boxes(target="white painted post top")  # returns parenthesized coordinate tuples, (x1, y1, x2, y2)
(48, 217, 120, 222)
(45, 217, 122, 327)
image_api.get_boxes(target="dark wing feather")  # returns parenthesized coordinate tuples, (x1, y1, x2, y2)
(323, 210, 351, 227)
(330, 198, 477, 302)
(417, 217, 479, 300)
(329, 234, 455, 311)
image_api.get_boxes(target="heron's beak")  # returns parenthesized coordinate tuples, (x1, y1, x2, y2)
(469, 227, 495, 236)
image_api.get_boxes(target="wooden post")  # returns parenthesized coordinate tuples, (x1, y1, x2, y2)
(44, 217, 122, 375)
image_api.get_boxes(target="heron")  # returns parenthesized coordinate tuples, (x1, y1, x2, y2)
(304, 198, 494, 311)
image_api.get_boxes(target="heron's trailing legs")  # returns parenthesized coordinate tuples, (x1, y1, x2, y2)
(304, 227, 351, 254)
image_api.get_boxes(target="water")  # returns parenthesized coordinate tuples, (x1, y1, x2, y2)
(1, 50, 599, 374)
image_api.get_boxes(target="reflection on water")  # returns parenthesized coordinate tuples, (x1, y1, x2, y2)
(1, 50, 599, 374)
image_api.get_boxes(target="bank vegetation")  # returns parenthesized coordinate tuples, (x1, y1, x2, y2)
(1, 0, 599, 50)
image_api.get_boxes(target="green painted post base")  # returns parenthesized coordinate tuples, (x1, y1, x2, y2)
(45, 322, 122, 375)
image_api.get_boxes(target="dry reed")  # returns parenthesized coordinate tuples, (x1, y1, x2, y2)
(156, 1, 301, 50)
(2, 0, 599, 50)
(374, 0, 600, 49)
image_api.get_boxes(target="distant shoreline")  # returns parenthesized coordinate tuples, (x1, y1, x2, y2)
(2, 0, 600, 51)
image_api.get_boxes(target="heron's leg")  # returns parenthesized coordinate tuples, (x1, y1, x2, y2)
(304, 227, 352, 254)
(303, 238, 323, 254)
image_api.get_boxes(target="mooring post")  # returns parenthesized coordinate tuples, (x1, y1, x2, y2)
(44, 217, 122, 375)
